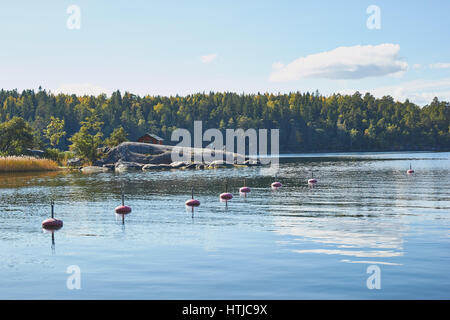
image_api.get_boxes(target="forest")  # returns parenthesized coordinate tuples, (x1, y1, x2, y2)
(0, 88, 449, 158)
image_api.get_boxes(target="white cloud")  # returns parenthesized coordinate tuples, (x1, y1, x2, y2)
(270, 44, 408, 82)
(54, 83, 111, 96)
(200, 53, 218, 64)
(429, 63, 450, 69)
(341, 78, 450, 105)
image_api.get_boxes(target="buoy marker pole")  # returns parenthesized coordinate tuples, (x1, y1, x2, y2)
(191, 188, 194, 218)
(225, 180, 228, 207)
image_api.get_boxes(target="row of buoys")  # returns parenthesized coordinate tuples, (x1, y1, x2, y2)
(41, 165, 416, 228)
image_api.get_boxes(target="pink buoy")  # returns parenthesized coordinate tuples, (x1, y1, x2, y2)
(42, 218, 63, 230)
(186, 188, 200, 208)
(42, 201, 63, 230)
(271, 181, 282, 189)
(240, 186, 251, 194)
(186, 188, 201, 217)
(407, 163, 414, 174)
(185, 199, 200, 207)
(115, 205, 132, 214)
(308, 170, 317, 184)
(115, 192, 131, 224)
(115, 193, 131, 214)
(239, 179, 251, 197)
(220, 193, 233, 201)
(220, 181, 233, 206)
(186, 188, 201, 218)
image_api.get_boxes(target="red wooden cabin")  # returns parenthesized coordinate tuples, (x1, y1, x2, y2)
(137, 133, 164, 145)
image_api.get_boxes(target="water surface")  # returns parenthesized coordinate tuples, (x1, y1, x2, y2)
(0, 152, 449, 299)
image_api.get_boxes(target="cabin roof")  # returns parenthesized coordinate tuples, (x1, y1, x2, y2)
(141, 133, 164, 141)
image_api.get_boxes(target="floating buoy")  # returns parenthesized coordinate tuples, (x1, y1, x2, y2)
(239, 186, 251, 194)
(220, 193, 233, 201)
(42, 218, 63, 229)
(115, 205, 132, 214)
(220, 180, 233, 206)
(308, 170, 317, 184)
(115, 193, 132, 214)
(115, 192, 131, 224)
(185, 199, 200, 207)
(186, 188, 200, 217)
(407, 163, 414, 174)
(42, 201, 63, 230)
(239, 179, 251, 197)
(271, 181, 282, 189)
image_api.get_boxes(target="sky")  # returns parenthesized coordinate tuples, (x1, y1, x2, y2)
(0, 0, 449, 105)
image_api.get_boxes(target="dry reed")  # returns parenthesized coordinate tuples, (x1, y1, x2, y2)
(0, 156, 60, 172)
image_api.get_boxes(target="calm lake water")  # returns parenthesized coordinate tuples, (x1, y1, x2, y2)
(0, 152, 449, 299)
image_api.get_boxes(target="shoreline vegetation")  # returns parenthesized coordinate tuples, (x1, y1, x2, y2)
(0, 156, 60, 173)
(0, 89, 448, 173)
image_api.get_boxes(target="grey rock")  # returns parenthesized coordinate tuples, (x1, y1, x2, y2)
(170, 161, 187, 168)
(183, 163, 197, 169)
(67, 158, 82, 167)
(102, 164, 115, 170)
(243, 159, 261, 166)
(81, 166, 109, 173)
(142, 164, 172, 170)
(115, 161, 143, 172)
(93, 159, 105, 166)
(97, 146, 110, 154)
(26, 149, 45, 158)
(208, 160, 234, 168)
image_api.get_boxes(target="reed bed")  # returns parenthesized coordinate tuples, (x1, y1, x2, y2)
(0, 156, 60, 172)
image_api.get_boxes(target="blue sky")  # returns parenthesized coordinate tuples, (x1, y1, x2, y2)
(0, 0, 449, 105)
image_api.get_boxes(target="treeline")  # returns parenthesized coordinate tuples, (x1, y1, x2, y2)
(0, 88, 449, 153)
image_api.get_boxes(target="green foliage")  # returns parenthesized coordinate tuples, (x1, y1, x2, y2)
(104, 127, 128, 147)
(0, 117, 36, 155)
(43, 148, 74, 166)
(68, 113, 104, 163)
(0, 89, 448, 152)
(44, 116, 66, 148)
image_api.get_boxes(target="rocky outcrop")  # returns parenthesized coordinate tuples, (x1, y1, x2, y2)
(114, 160, 143, 172)
(99, 142, 246, 166)
(86, 142, 262, 172)
(100, 142, 174, 165)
